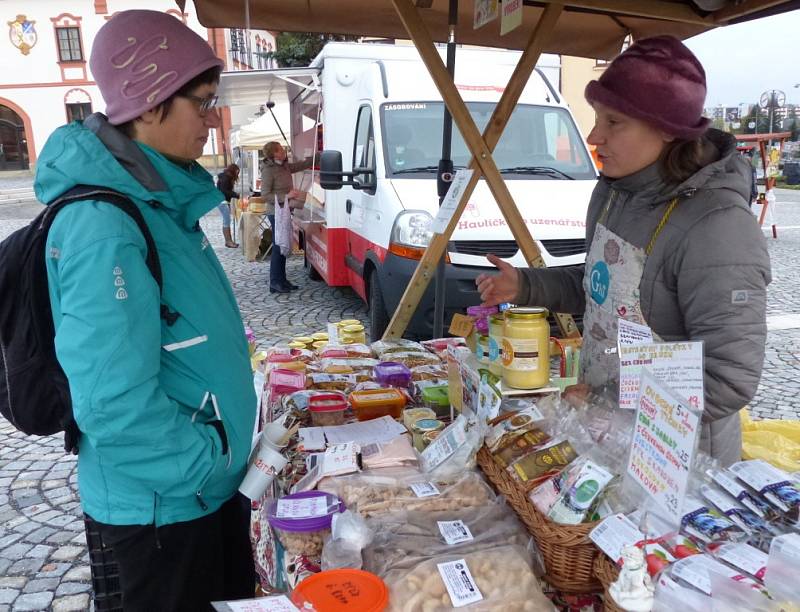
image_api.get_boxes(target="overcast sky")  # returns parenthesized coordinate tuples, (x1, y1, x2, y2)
(684, 9, 799, 108)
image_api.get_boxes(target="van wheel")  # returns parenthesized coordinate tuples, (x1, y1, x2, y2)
(304, 251, 322, 281)
(369, 269, 390, 340)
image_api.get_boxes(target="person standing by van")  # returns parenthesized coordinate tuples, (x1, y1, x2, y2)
(217, 163, 241, 248)
(37, 11, 256, 608)
(260, 141, 312, 293)
(476, 36, 770, 467)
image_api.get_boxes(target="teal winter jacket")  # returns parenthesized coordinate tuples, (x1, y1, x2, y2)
(36, 115, 256, 526)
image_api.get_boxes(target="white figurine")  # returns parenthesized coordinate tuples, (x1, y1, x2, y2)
(609, 545, 655, 612)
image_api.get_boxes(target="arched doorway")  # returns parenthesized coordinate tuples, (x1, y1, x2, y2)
(0, 104, 30, 170)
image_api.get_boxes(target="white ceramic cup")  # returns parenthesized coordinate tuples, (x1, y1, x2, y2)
(238, 443, 289, 500)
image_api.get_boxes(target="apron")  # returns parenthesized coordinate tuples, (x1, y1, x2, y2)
(580, 193, 679, 389)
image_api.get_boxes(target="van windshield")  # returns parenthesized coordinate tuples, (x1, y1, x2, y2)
(380, 101, 595, 180)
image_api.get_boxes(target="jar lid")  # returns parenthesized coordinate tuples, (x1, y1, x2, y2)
(413, 418, 444, 432)
(267, 491, 345, 532)
(338, 319, 362, 327)
(506, 306, 549, 319)
(287, 341, 307, 349)
(293, 569, 389, 612)
(342, 324, 365, 333)
(292, 336, 314, 343)
(489, 313, 505, 324)
(311, 332, 329, 341)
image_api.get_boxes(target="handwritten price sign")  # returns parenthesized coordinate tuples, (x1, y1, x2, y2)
(626, 371, 701, 524)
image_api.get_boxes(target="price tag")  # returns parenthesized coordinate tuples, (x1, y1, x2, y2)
(217, 595, 299, 612)
(438, 520, 474, 545)
(409, 482, 440, 498)
(437, 559, 484, 607)
(589, 514, 644, 564)
(275, 496, 328, 519)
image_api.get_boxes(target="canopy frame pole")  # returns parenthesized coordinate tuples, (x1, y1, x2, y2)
(384, 0, 579, 340)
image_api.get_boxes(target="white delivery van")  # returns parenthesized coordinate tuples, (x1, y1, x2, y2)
(219, 42, 597, 338)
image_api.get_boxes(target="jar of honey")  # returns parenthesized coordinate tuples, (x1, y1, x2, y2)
(339, 323, 366, 345)
(501, 307, 550, 389)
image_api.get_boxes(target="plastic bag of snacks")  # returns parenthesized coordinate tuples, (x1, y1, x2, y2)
(362, 499, 530, 576)
(317, 469, 495, 518)
(371, 338, 426, 357)
(383, 544, 554, 611)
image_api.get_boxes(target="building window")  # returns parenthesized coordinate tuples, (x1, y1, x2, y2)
(66, 102, 92, 122)
(56, 27, 83, 62)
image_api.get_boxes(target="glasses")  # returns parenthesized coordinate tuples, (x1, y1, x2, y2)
(179, 93, 219, 115)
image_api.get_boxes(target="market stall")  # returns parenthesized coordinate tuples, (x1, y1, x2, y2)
(177, 2, 800, 610)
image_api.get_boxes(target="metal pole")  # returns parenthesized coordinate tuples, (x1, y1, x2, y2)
(432, 0, 457, 339)
(769, 91, 775, 148)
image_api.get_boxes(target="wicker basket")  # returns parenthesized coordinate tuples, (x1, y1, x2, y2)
(476, 447, 602, 593)
(593, 554, 624, 612)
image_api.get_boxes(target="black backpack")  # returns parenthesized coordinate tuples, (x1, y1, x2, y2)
(0, 185, 176, 454)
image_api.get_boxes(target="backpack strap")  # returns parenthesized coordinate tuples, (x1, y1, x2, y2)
(45, 185, 179, 325)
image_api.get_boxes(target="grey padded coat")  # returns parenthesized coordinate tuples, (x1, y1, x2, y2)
(516, 130, 771, 466)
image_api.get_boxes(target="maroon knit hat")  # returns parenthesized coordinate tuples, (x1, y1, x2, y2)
(89, 10, 223, 125)
(585, 35, 710, 140)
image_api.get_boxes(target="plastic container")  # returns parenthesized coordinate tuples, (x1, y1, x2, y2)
(403, 407, 436, 430)
(269, 368, 306, 394)
(502, 306, 550, 389)
(267, 491, 345, 558)
(308, 393, 348, 426)
(411, 418, 445, 451)
(350, 388, 406, 421)
(266, 353, 306, 373)
(374, 361, 412, 388)
(421, 385, 451, 419)
(293, 569, 389, 612)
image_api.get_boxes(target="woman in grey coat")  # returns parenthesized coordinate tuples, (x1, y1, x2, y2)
(477, 36, 771, 467)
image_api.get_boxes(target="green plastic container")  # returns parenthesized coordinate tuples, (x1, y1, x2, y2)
(421, 385, 451, 419)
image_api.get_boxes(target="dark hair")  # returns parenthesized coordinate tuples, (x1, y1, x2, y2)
(660, 134, 718, 184)
(116, 65, 222, 138)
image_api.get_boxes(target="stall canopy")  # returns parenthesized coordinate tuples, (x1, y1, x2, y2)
(230, 113, 287, 149)
(178, 0, 800, 60)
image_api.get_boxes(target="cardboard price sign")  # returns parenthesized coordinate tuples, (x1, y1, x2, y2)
(626, 371, 700, 524)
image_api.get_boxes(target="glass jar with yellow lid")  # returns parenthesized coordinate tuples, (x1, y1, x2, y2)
(501, 307, 550, 389)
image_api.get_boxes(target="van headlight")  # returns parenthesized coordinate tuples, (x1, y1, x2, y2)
(390, 210, 433, 248)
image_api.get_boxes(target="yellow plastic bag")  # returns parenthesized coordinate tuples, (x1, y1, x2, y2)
(740, 409, 800, 473)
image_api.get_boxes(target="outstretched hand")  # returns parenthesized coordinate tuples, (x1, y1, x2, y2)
(475, 254, 521, 306)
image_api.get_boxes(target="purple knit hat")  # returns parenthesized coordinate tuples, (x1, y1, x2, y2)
(585, 35, 710, 140)
(89, 10, 224, 125)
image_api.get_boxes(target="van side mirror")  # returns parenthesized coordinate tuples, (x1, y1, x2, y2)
(319, 149, 375, 191)
(320, 150, 344, 190)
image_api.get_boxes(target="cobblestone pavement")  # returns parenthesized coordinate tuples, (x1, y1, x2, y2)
(0, 177, 798, 610)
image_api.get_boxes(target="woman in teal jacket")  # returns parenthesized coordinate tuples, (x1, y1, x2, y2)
(37, 11, 256, 610)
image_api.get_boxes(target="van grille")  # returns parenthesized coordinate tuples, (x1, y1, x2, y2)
(450, 239, 585, 259)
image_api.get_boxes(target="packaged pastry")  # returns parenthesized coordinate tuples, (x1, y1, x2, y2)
(362, 500, 530, 577)
(371, 339, 427, 358)
(318, 470, 494, 518)
(411, 364, 449, 382)
(386, 351, 442, 369)
(306, 373, 357, 393)
(361, 436, 419, 471)
(383, 545, 553, 611)
(319, 344, 373, 359)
